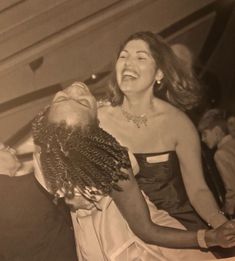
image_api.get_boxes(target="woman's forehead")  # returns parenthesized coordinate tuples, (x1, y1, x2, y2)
(49, 102, 80, 122)
(49, 102, 96, 129)
(123, 39, 150, 52)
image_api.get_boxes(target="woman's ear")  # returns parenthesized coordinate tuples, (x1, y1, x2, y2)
(155, 69, 164, 82)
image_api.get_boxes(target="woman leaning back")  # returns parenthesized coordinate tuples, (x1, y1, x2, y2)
(31, 82, 235, 261)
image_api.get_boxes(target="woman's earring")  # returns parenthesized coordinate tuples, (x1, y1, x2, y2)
(157, 79, 161, 84)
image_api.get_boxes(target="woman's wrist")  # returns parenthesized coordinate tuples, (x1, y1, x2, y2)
(197, 229, 208, 248)
(204, 229, 217, 248)
(207, 210, 227, 228)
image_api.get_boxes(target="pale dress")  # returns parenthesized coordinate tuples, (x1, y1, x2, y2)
(69, 153, 215, 261)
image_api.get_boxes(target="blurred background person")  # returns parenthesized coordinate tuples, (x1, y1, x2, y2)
(0, 142, 78, 261)
(226, 110, 235, 139)
(171, 43, 222, 126)
(198, 108, 235, 218)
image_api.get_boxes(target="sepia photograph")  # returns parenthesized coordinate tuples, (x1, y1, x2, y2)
(0, 0, 235, 260)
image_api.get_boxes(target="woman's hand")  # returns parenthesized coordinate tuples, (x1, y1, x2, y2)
(206, 220, 235, 248)
(224, 200, 235, 218)
(65, 194, 95, 211)
(0, 145, 21, 177)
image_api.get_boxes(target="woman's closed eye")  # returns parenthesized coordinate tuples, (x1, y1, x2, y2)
(76, 98, 90, 108)
(53, 96, 69, 104)
(119, 51, 128, 59)
(53, 96, 90, 108)
(136, 53, 149, 60)
(119, 55, 127, 59)
(137, 56, 147, 60)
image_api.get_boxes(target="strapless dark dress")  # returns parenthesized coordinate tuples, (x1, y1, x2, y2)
(135, 151, 208, 230)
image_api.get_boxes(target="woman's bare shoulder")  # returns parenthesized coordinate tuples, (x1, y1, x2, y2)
(155, 98, 196, 133)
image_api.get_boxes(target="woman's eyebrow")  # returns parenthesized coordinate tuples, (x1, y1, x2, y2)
(136, 50, 150, 56)
(120, 49, 151, 56)
(119, 50, 128, 55)
(53, 96, 69, 104)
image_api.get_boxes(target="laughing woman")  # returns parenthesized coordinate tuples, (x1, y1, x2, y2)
(98, 31, 228, 232)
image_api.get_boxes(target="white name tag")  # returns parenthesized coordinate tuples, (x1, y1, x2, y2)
(146, 153, 169, 163)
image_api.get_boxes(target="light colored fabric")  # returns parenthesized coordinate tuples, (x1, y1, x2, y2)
(72, 192, 215, 261)
(71, 152, 215, 261)
(33, 148, 215, 261)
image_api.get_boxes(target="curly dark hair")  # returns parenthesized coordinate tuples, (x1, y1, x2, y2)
(108, 31, 202, 111)
(32, 106, 131, 200)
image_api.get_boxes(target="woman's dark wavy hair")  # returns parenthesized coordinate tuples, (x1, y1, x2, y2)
(32, 106, 131, 200)
(108, 31, 201, 111)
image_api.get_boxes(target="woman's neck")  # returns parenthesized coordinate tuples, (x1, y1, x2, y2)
(121, 94, 155, 115)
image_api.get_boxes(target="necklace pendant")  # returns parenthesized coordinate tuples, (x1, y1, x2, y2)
(121, 108, 148, 128)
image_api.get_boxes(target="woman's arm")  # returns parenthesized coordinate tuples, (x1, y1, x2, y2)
(175, 115, 227, 228)
(110, 168, 235, 249)
(15, 136, 34, 155)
